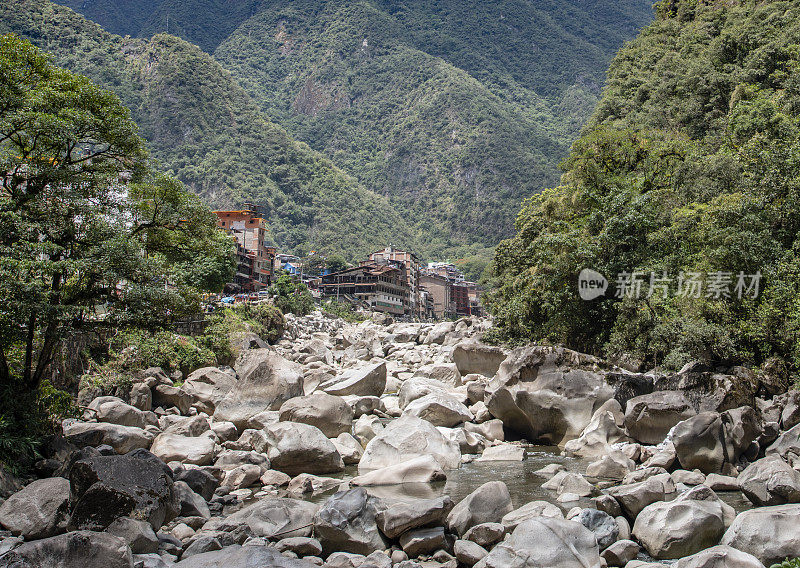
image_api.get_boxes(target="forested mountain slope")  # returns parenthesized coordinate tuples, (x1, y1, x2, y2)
(488, 0, 800, 372)
(2, 0, 414, 257)
(54, 0, 653, 255)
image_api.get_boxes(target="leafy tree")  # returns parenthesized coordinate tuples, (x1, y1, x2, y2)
(0, 34, 234, 456)
(268, 273, 314, 316)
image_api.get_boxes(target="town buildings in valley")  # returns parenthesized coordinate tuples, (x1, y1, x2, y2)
(214, 204, 276, 293)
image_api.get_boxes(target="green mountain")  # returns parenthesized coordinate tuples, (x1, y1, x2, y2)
(489, 0, 800, 372)
(52, 0, 653, 256)
(2, 0, 413, 258)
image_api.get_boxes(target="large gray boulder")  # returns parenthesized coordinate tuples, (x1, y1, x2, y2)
(180, 367, 237, 414)
(721, 504, 800, 565)
(214, 349, 303, 429)
(564, 399, 630, 457)
(672, 545, 766, 568)
(402, 392, 473, 427)
(351, 455, 446, 486)
(358, 415, 461, 472)
(397, 377, 451, 409)
(150, 433, 216, 466)
(62, 420, 153, 454)
(0, 478, 71, 540)
(105, 517, 159, 554)
(446, 481, 513, 536)
(68, 451, 178, 531)
(672, 412, 727, 474)
(632, 486, 728, 559)
(313, 489, 388, 555)
(737, 455, 800, 506)
(0, 531, 132, 568)
(605, 472, 676, 518)
(375, 496, 453, 539)
(624, 391, 696, 445)
(501, 501, 563, 531)
(172, 545, 318, 567)
(767, 422, 800, 459)
(279, 392, 354, 437)
(263, 422, 345, 475)
(320, 362, 387, 397)
(86, 396, 156, 429)
(452, 341, 507, 377)
(217, 497, 319, 538)
(576, 508, 618, 550)
(480, 517, 601, 568)
(485, 346, 614, 445)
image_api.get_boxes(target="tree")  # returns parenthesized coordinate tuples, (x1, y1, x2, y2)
(0, 34, 234, 396)
(268, 273, 314, 316)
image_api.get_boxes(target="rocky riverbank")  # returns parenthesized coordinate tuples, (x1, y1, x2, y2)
(1, 312, 799, 568)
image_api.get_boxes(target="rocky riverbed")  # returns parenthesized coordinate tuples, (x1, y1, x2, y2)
(1, 312, 799, 568)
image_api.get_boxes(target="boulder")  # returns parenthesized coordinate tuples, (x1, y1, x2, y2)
(454, 539, 488, 567)
(782, 390, 800, 430)
(175, 468, 219, 501)
(351, 455, 446, 486)
(476, 443, 525, 461)
(214, 349, 303, 429)
(0, 531, 133, 568)
(564, 399, 630, 457)
(275, 536, 323, 556)
(632, 486, 728, 559)
(62, 421, 153, 454)
(321, 362, 387, 397)
(174, 480, 211, 519)
(163, 414, 210, 437)
(501, 501, 563, 531)
(279, 392, 354, 437)
(172, 545, 318, 567)
(463, 522, 505, 548)
(375, 496, 454, 539)
(480, 517, 601, 568)
(150, 433, 216, 466)
(129, 383, 152, 411)
(446, 481, 513, 536)
(737, 455, 800, 506)
(68, 451, 178, 531)
(313, 489, 388, 555)
(673, 412, 727, 474)
(358, 416, 461, 472)
(541, 471, 595, 497)
(425, 321, 456, 344)
(464, 420, 504, 442)
(287, 473, 342, 495)
(414, 363, 462, 386)
(399, 526, 446, 557)
(403, 393, 473, 427)
(672, 545, 766, 568)
(576, 508, 618, 550)
(0, 466, 21, 499)
(331, 433, 364, 465)
(602, 540, 640, 566)
(0, 477, 71, 539)
(105, 517, 159, 554)
(586, 451, 635, 481)
(767, 423, 800, 459)
(720, 504, 800, 565)
(624, 391, 696, 445)
(152, 384, 193, 414)
(485, 346, 614, 445)
(263, 422, 345, 475)
(218, 497, 318, 538)
(398, 377, 452, 409)
(180, 367, 237, 414)
(452, 341, 507, 377)
(87, 396, 156, 429)
(605, 472, 676, 518)
(344, 395, 383, 418)
(653, 366, 757, 413)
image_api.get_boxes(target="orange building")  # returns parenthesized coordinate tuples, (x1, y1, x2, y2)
(214, 204, 276, 292)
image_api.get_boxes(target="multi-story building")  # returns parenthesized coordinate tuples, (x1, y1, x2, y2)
(426, 262, 465, 282)
(214, 204, 276, 292)
(319, 262, 409, 315)
(452, 282, 471, 316)
(369, 247, 421, 317)
(419, 273, 455, 319)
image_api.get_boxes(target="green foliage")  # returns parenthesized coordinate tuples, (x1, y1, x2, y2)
(199, 303, 286, 365)
(110, 329, 216, 376)
(489, 0, 800, 372)
(771, 560, 800, 568)
(269, 274, 314, 316)
(1, 0, 418, 261)
(0, 380, 77, 473)
(322, 300, 366, 323)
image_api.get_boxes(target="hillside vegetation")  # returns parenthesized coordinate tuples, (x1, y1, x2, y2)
(53, 0, 653, 257)
(1, 0, 413, 258)
(488, 0, 800, 373)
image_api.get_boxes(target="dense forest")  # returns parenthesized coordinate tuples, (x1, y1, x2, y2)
(488, 0, 800, 373)
(49, 0, 652, 261)
(1, 0, 414, 259)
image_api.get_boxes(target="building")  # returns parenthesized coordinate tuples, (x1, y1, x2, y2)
(452, 282, 471, 316)
(214, 204, 276, 292)
(369, 247, 421, 317)
(426, 262, 464, 282)
(319, 262, 409, 315)
(419, 273, 455, 319)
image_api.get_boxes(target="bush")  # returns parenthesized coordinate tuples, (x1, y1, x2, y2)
(110, 329, 216, 377)
(771, 560, 800, 568)
(199, 304, 286, 365)
(0, 379, 77, 474)
(269, 274, 314, 316)
(322, 300, 366, 323)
